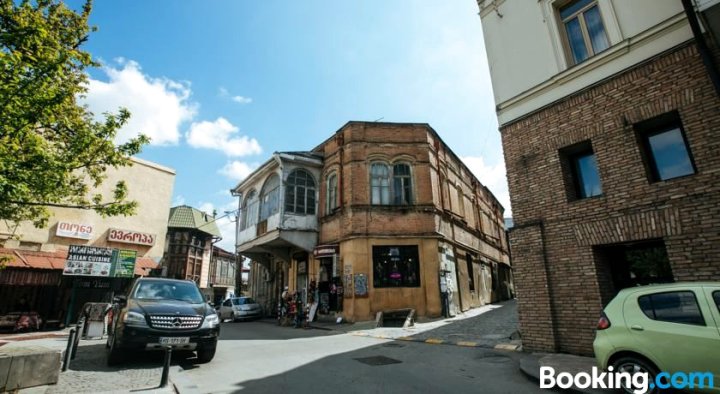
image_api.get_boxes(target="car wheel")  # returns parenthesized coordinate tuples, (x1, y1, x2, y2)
(612, 356, 661, 394)
(106, 334, 124, 366)
(197, 347, 216, 363)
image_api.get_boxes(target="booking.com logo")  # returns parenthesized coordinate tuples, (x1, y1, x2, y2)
(540, 366, 715, 394)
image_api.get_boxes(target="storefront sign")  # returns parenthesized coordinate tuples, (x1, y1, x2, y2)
(313, 244, 338, 258)
(108, 228, 156, 246)
(63, 245, 114, 277)
(74, 278, 112, 289)
(111, 249, 137, 278)
(56, 221, 93, 240)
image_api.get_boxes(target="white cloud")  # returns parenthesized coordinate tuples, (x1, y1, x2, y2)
(461, 156, 512, 217)
(85, 60, 197, 145)
(186, 118, 262, 157)
(219, 87, 253, 105)
(172, 195, 186, 207)
(219, 161, 258, 181)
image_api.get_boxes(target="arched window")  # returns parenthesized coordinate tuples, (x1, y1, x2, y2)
(326, 172, 338, 213)
(393, 163, 412, 205)
(285, 169, 316, 215)
(259, 174, 280, 221)
(241, 190, 258, 230)
(370, 163, 391, 205)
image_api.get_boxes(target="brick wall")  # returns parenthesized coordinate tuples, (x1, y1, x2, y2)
(503, 42, 720, 354)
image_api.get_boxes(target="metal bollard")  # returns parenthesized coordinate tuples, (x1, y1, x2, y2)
(159, 346, 172, 388)
(62, 328, 77, 372)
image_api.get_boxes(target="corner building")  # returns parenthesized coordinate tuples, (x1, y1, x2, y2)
(234, 122, 511, 322)
(478, 0, 720, 354)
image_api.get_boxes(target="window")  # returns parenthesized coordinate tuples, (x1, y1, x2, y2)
(241, 190, 259, 230)
(713, 291, 720, 314)
(638, 291, 705, 326)
(259, 174, 280, 221)
(370, 163, 391, 205)
(635, 113, 696, 182)
(559, 0, 610, 65)
(371, 162, 413, 205)
(560, 141, 602, 200)
(285, 169, 316, 215)
(372, 246, 420, 288)
(466, 254, 475, 292)
(393, 163, 412, 205)
(326, 173, 338, 213)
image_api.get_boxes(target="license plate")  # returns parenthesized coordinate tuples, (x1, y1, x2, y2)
(159, 337, 189, 345)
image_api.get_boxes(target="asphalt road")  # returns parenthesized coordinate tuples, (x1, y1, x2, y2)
(171, 319, 545, 394)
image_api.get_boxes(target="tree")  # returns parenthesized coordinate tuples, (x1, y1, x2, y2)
(0, 0, 149, 230)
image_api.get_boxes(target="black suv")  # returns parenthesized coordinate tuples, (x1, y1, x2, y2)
(106, 277, 220, 365)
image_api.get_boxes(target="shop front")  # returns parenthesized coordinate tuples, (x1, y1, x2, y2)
(312, 245, 342, 320)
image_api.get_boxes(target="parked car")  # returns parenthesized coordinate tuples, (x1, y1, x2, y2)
(594, 282, 720, 394)
(218, 297, 262, 321)
(106, 277, 220, 365)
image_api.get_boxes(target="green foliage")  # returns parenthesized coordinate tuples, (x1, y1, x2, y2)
(0, 0, 149, 228)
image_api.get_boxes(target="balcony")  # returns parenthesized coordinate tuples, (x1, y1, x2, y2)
(236, 211, 318, 264)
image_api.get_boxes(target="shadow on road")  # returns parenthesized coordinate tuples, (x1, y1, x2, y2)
(218, 320, 342, 341)
(69, 342, 207, 373)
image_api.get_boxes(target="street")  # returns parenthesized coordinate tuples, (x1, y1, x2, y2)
(172, 319, 543, 394)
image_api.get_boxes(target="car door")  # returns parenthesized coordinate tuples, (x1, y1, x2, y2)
(220, 299, 233, 320)
(623, 287, 720, 376)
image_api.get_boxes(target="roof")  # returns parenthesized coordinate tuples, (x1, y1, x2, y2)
(0, 248, 158, 276)
(167, 205, 222, 238)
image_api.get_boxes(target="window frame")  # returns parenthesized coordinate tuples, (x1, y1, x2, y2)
(284, 169, 316, 215)
(559, 141, 603, 201)
(634, 112, 697, 183)
(326, 172, 338, 214)
(370, 161, 414, 206)
(241, 190, 259, 230)
(259, 174, 281, 221)
(556, 0, 610, 65)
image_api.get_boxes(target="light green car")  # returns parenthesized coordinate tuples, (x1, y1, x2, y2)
(594, 282, 720, 394)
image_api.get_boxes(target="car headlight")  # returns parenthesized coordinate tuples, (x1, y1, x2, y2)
(123, 311, 148, 327)
(201, 313, 220, 329)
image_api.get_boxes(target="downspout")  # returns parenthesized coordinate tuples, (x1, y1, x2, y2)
(682, 0, 720, 97)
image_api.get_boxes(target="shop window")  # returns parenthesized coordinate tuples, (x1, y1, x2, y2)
(560, 140, 602, 201)
(638, 291, 705, 326)
(557, 0, 610, 65)
(372, 245, 420, 288)
(285, 169, 316, 215)
(635, 111, 696, 182)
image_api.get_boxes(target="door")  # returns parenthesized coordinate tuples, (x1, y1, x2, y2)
(623, 287, 720, 376)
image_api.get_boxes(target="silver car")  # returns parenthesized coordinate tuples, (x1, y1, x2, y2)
(218, 297, 263, 322)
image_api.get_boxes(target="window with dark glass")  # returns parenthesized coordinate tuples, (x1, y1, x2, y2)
(372, 245, 420, 288)
(259, 174, 280, 221)
(638, 291, 705, 326)
(393, 163, 412, 205)
(326, 173, 338, 213)
(713, 291, 720, 314)
(559, 0, 610, 65)
(635, 113, 696, 182)
(560, 141, 602, 200)
(285, 169, 316, 215)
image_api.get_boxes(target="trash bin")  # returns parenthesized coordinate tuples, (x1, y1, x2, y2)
(80, 302, 111, 339)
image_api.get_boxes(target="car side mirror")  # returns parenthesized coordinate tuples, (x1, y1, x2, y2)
(208, 301, 214, 307)
(113, 295, 127, 307)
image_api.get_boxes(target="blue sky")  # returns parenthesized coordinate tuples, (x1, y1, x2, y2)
(75, 1, 507, 251)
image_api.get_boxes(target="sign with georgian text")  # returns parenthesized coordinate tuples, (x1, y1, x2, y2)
(56, 221, 93, 240)
(107, 228, 156, 246)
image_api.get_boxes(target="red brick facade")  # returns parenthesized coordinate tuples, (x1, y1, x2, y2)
(502, 42, 720, 355)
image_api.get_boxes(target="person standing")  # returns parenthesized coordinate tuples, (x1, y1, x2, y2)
(439, 274, 449, 318)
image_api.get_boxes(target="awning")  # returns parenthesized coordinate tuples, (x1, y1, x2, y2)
(0, 248, 159, 276)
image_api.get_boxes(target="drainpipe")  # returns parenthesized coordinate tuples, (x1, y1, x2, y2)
(682, 0, 720, 97)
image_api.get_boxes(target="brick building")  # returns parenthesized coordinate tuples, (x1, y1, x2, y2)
(478, 0, 720, 354)
(234, 121, 511, 322)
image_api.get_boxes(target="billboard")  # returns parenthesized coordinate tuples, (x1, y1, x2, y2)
(63, 245, 137, 278)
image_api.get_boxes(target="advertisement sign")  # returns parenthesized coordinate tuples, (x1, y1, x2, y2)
(111, 249, 137, 278)
(56, 221, 93, 240)
(313, 244, 338, 258)
(63, 245, 114, 277)
(108, 228, 156, 246)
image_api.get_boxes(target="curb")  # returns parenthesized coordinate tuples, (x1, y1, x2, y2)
(350, 332, 521, 350)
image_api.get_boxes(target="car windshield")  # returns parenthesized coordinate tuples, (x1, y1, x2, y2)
(232, 298, 255, 305)
(132, 280, 204, 303)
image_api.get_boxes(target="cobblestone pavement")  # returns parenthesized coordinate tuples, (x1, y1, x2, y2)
(350, 299, 520, 349)
(17, 339, 177, 394)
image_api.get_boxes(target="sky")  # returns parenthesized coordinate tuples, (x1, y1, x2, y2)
(73, 0, 508, 251)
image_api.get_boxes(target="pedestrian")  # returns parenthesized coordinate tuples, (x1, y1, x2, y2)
(439, 274, 449, 318)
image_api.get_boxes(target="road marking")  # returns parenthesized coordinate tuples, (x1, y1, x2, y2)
(456, 341, 479, 347)
(424, 338, 444, 344)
